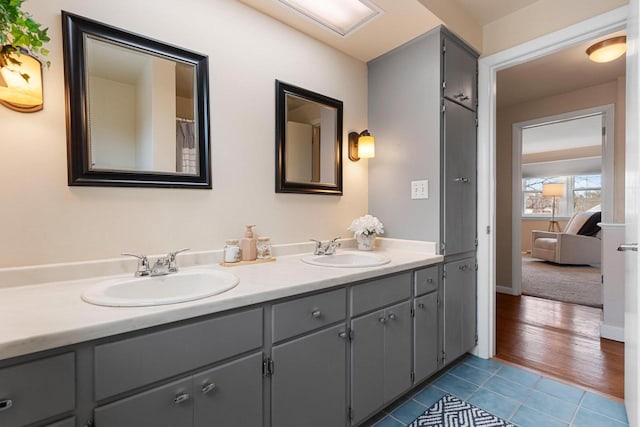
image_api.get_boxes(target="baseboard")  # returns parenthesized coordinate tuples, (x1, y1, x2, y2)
(600, 324, 625, 342)
(496, 285, 519, 295)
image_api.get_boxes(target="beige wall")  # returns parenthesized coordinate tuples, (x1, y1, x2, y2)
(496, 80, 625, 287)
(0, 0, 369, 268)
(483, 0, 628, 55)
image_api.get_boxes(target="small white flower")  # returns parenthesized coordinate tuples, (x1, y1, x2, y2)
(348, 214, 385, 237)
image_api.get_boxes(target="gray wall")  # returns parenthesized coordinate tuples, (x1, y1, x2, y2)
(368, 29, 442, 242)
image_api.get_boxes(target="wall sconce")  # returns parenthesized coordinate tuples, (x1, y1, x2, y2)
(0, 50, 44, 113)
(348, 129, 375, 161)
(586, 36, 627, 63)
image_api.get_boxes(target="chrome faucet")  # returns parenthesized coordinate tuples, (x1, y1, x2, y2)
(123, 248, 189, 277)
(122, 253, 151, 277)
(310, 238, 341, 255)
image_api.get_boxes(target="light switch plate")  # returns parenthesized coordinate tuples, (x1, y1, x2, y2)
(411, 180, 428, 199)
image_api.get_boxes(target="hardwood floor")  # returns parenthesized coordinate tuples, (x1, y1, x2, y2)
(495, 293, 625, 400)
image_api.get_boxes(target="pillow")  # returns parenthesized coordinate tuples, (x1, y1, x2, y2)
(564, 212, 593, 234)
(577, 211, 602, 236)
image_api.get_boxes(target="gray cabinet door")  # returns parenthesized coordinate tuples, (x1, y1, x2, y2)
(271, 324, 347, 427)
(443, 36, 477, 111)
(414, 292, 439, 382)
(94, 377, 193, 427)
(0, 353, 75, 427)
(193, 352, 262, 427)
(443, 258, 476, 365)
(350, 309, 385, 425)
(383, 300, 412, 402)
(443, 99, 477, 255)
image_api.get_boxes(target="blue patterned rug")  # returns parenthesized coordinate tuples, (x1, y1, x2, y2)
(407, 394, 517, 426)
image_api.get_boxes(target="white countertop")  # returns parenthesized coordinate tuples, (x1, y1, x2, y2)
(0, 241, 442, 362)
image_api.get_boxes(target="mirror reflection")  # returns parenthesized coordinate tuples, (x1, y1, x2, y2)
(285, 94, 337, 184)
(276, 81, 343, 195)
(86, 35, 198, 175)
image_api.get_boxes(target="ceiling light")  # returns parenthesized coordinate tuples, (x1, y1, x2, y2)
(277, 0, 381, 37)
(586, 36, 627, 63)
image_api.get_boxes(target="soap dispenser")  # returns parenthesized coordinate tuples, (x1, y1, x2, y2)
(241, 225, 257, 261)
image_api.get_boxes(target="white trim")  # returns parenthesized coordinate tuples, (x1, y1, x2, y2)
(510, 105, 615, 295)
(601, 324, 625, 342)
(496, 285, 519, 295)
(476, 5, 628, 360)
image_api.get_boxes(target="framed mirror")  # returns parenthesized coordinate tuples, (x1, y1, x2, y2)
(62, 12, 211, 188)
(276, 81, 343, 195)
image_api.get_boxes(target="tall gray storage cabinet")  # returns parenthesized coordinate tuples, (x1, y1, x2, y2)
(368, 26, 478, 368)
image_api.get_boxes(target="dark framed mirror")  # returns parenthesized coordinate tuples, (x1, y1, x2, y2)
(62, 11, 211, 188)
(276, 81, 343, 195)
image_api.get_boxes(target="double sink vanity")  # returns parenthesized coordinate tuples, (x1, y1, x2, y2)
(0, 239, 480, 427)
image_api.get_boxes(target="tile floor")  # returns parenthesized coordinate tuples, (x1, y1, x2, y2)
(369, 355, 628, 427)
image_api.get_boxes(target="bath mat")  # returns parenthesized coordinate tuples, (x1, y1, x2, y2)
(407, 394, 516, 427)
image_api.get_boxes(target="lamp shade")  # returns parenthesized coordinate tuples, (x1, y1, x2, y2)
(0, 51, 43, 112)
(586, 36, 627, 63)
(542, 183, 565, 198)
(357, 134, 375, 159)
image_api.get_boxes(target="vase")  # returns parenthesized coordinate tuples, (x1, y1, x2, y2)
(356, 233, 376, 251)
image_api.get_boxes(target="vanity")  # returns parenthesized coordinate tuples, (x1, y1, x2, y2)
(0, 241, 482, 427)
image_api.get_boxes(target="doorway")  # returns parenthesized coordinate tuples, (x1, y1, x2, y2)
(475, 5, 630, 403)
(511, 107, 614, 301)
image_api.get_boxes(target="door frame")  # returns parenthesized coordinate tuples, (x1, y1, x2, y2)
(475, 6, 628, 358)
(508, 105, 615, 295)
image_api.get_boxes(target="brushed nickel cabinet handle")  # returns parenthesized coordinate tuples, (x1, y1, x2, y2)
(201, 382, 216, 394)
(0, 399, 12, 412)
(174, 392, 190, 404)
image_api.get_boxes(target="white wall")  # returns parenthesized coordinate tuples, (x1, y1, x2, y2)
(88, 76, 136, 170)
(0, 0, 368, 268)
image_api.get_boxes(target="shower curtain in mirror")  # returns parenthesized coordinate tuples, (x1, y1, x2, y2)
(176, 120, 197, 174)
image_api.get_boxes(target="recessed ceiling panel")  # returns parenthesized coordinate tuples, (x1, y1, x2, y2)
(277, 0, 381, 36)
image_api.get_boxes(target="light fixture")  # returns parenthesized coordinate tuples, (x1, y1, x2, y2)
(277, 0, 381, 37)
(0, 50, 43, 113)
(348, 129, 375, 161)
(586, 36, 627, 63)
(542, 183, 565, 232)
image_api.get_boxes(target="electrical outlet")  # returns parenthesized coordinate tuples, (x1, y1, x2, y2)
(411, 180, 428, 199)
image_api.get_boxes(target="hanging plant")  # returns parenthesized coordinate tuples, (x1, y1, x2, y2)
(0, 0, 50, 81)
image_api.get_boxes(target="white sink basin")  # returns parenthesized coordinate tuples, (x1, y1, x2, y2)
(301, 251, 391, 268)
(82, 269, 239, 307)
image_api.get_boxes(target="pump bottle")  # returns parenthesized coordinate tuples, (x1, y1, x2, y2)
(241, 225, 257, 261)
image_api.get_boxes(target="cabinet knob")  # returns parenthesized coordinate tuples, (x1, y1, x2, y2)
(174, 392, 190, 404)
(201, 382, 216, 394)
(454, 177, 470, 183)
(311, 309, 322, 318)
(388, 313, 397, 320)
(0, 399, 12, 412)
(417, 303, 425, 309)
(378, 317, 387, 324)
(338, 331, 347, 339)
(426, 278, 433, 283)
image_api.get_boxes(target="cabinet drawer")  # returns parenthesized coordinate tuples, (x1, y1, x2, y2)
(351, 272, 411, 316)
(0, 353, 75, 427)
(47, 417, 76, 427)
(415, 265, 439, 296)
(95, 377, 193, 427)
(95, 308, 263, 400)
(272, 288, 346, 342)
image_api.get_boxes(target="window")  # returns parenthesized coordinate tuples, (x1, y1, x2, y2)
(522, 174, 601, 217)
